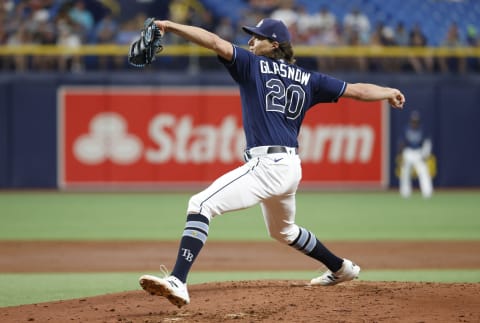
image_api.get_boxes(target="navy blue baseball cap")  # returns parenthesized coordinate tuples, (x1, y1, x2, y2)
(242, 18, 291, 43)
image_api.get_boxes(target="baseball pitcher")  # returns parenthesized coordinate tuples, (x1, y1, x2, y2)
(129, 17, 405, 307)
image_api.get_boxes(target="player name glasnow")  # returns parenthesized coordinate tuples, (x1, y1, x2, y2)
(260, 60, 311, 86)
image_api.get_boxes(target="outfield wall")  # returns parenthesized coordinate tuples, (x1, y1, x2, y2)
(0, 72, 479, 189)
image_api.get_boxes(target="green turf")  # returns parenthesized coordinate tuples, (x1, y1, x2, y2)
(0, 191, 479, 240)
(1, 270, 479, 308)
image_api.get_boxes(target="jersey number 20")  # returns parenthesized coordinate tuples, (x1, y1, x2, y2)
(265, 79, 305, 120)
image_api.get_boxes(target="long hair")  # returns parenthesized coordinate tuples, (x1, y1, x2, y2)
(269, 41, 296, 64)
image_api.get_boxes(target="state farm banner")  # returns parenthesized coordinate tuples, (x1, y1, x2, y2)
(58, 87, 388, 189)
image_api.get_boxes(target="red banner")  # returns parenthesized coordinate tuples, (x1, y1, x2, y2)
(58, 87, 388, 189)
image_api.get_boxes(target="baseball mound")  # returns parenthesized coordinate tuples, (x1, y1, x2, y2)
(1, 241, 480, 322)
(3, 281, 480, 323)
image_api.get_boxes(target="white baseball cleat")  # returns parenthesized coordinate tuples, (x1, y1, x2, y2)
(139, 274, 190, 308)
(310, 258, 361, 286)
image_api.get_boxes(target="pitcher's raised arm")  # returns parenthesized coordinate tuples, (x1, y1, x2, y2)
(154, 20, 234, 61)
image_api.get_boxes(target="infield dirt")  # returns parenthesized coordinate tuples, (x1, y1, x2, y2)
(1, 240, 479, 322)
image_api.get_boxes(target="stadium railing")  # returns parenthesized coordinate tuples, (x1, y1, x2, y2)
(1, 44, 479, 58)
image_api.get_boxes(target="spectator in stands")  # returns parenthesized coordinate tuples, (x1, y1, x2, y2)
(393, 21, 410, 72)
(466, 25, 478, 46)
(466, 25, 480, 72)
(438, 22, 466, 74)
(369, 21, 396, 48)
(339, 7, 371, 72)
(115, 13, 144, 45)
(294, 5, 311, 40)
(94, 11, 118, 70)
(6, 22, 31, 71)
(394, 22, 409, 46)
(408, 23, 433, 73)
(3, 0, 26, 38)
(24, 0, 57, 71)
(168, 0, 207, 44)
(193, 9, 215, 32)
(29, 0, 50, 24)
(247, 0, 279, 16)
(369, 21, 397, 72)
(167, 0, 213, 71)
(0, 0, 13, 21)
(94, 11, 117, 44)
(234, 7, 265, 45)
(214, 16, 235, 42)
(304, 6, 339, 72)
(270, 0, 298, 29)
(56, 13, 83, 72)
(308, 5, 336, 35)
(68, 0, 94, 41)
(2, 0, 478, 74)
(340, 25, 367, 72)
(31, 19, 57, 70)
(169, 0, 203, 24)
(342, 7, 371, 45)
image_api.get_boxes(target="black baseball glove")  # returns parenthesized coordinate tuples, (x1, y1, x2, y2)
(128, 17, 164, 67)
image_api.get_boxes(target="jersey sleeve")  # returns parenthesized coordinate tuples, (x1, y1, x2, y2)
(311, 72, 347, 104)
(218, 45, 254, 83)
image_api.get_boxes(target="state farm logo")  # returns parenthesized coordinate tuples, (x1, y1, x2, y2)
(73, 112, 143, 165)
(145, 114, 245, 164)
(300, 125, 374, 163)
(72, 112, 375, 165)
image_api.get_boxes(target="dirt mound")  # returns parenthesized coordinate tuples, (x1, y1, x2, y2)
(2, 280, 479, 323)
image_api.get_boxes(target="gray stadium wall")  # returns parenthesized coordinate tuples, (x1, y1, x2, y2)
(0, 72, 479, 189)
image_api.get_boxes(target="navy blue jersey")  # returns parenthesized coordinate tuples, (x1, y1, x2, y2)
(402, 124, 426, 149)
(219, 46, 346, 149)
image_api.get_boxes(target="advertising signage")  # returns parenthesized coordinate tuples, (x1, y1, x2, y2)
(58, 87, 388, 189)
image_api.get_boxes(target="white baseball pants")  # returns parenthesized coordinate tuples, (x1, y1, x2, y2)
(187, 150, 302, 243)
(400, 147, 433, 198)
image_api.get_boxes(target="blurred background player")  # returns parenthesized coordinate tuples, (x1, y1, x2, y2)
(399, 110, 433, 198)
